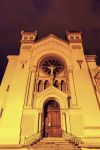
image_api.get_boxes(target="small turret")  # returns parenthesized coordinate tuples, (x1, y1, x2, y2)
(20, 30, 37, 43)
(66, 31, 82, 43)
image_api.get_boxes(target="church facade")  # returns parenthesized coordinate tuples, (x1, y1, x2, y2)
(0, 31, 100, 148)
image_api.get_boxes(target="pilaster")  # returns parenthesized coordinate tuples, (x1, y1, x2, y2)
(68, 67, 78, 107)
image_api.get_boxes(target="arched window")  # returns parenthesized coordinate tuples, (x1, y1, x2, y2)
(38, 80, 43, 92)
(54, 80, 60, 89)
(44, 80, 50, 89)
(61, 80, 66, 92)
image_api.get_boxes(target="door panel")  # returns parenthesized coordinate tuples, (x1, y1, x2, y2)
(45, 110, 61, 137)
(43, 100, 61, 137)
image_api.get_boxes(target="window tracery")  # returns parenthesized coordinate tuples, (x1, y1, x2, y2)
(40, 56, 64, 75)
(33, 56, 69, 94)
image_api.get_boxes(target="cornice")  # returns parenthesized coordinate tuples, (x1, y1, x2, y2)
(85, 55, 96, 62)
(7, 55, 19, 60)
(20, 40, 35, 43)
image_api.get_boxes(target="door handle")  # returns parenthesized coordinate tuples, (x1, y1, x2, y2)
(48, 122, 51, 127)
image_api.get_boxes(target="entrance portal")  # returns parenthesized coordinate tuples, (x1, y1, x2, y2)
(43, 100, 61, 137)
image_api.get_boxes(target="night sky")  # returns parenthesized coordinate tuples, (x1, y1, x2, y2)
(0, 0, 100, 82)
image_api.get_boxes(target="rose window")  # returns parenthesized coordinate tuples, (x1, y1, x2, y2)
(40, 56, 64, 75)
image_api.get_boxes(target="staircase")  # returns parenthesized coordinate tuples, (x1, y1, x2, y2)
(30, 137, 82, 150)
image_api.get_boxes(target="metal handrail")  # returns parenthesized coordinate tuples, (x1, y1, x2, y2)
(24, 131, 42, 145)
(62, 130, 83, 146)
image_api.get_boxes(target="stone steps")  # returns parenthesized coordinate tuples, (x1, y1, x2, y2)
(30, 137, 81, 150)
(34, 148, 79, 149)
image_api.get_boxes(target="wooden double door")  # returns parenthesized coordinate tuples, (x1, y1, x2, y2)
(43, 100, 61, 137)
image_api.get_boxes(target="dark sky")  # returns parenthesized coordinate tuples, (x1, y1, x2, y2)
(0, 0, 100, 82)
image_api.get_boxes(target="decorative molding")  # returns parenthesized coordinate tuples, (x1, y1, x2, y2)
(21, 30, 37, 35)
(72, 45, 81, 49)
(34, 37, 68, 50)
(85, 55, 96, 62)
(22, 46, 32, 49)
(21, 40, 34, 44)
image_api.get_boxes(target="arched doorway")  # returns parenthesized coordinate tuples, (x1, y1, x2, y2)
(43, 100, 61, 137)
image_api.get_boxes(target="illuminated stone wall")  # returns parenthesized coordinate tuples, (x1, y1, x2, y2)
(0, 31, 100, 145)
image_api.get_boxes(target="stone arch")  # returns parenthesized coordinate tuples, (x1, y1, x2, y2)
(31, 48, 73, 70)
(33, 52, 72, 80)
(37, 53, 67, 68)
(34, 92, 67, 109)
(43, 97, 61, 109)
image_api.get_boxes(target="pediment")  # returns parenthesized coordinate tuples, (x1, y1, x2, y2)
(33, 85, 69, 109)
(35, 85, 67, 100)
(34, 34, 68, 49)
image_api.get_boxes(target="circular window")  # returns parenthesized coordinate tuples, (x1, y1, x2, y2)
(40, 56, 64, 75)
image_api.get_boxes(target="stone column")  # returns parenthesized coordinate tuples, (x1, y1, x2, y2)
(39, 113, 42, 132)
(43, 80, 45, 91)
(37, 113, 42, 132)
(25, 66, 37, 107)
(62, 112, 66, 132)
(64, 113, 67, 132)
(68, 68, 78, 107)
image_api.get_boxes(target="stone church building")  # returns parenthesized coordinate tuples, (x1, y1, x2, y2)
(0, 31, 100, 149)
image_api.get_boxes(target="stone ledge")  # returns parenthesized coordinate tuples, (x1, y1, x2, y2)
(81, 143, 100, 148)
(0, 144, 25, 149)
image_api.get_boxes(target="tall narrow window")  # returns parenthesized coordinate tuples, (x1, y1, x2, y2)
(44, 80, 49, 89)
(54, 80, 60, 89)
(61, 80, 66, 92)
(38, 80, 43, 92)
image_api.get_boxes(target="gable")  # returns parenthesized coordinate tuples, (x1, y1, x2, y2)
(34, 34, 69, 50)
(33, 86, 69, 109)
(32, 34, 72, 68)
